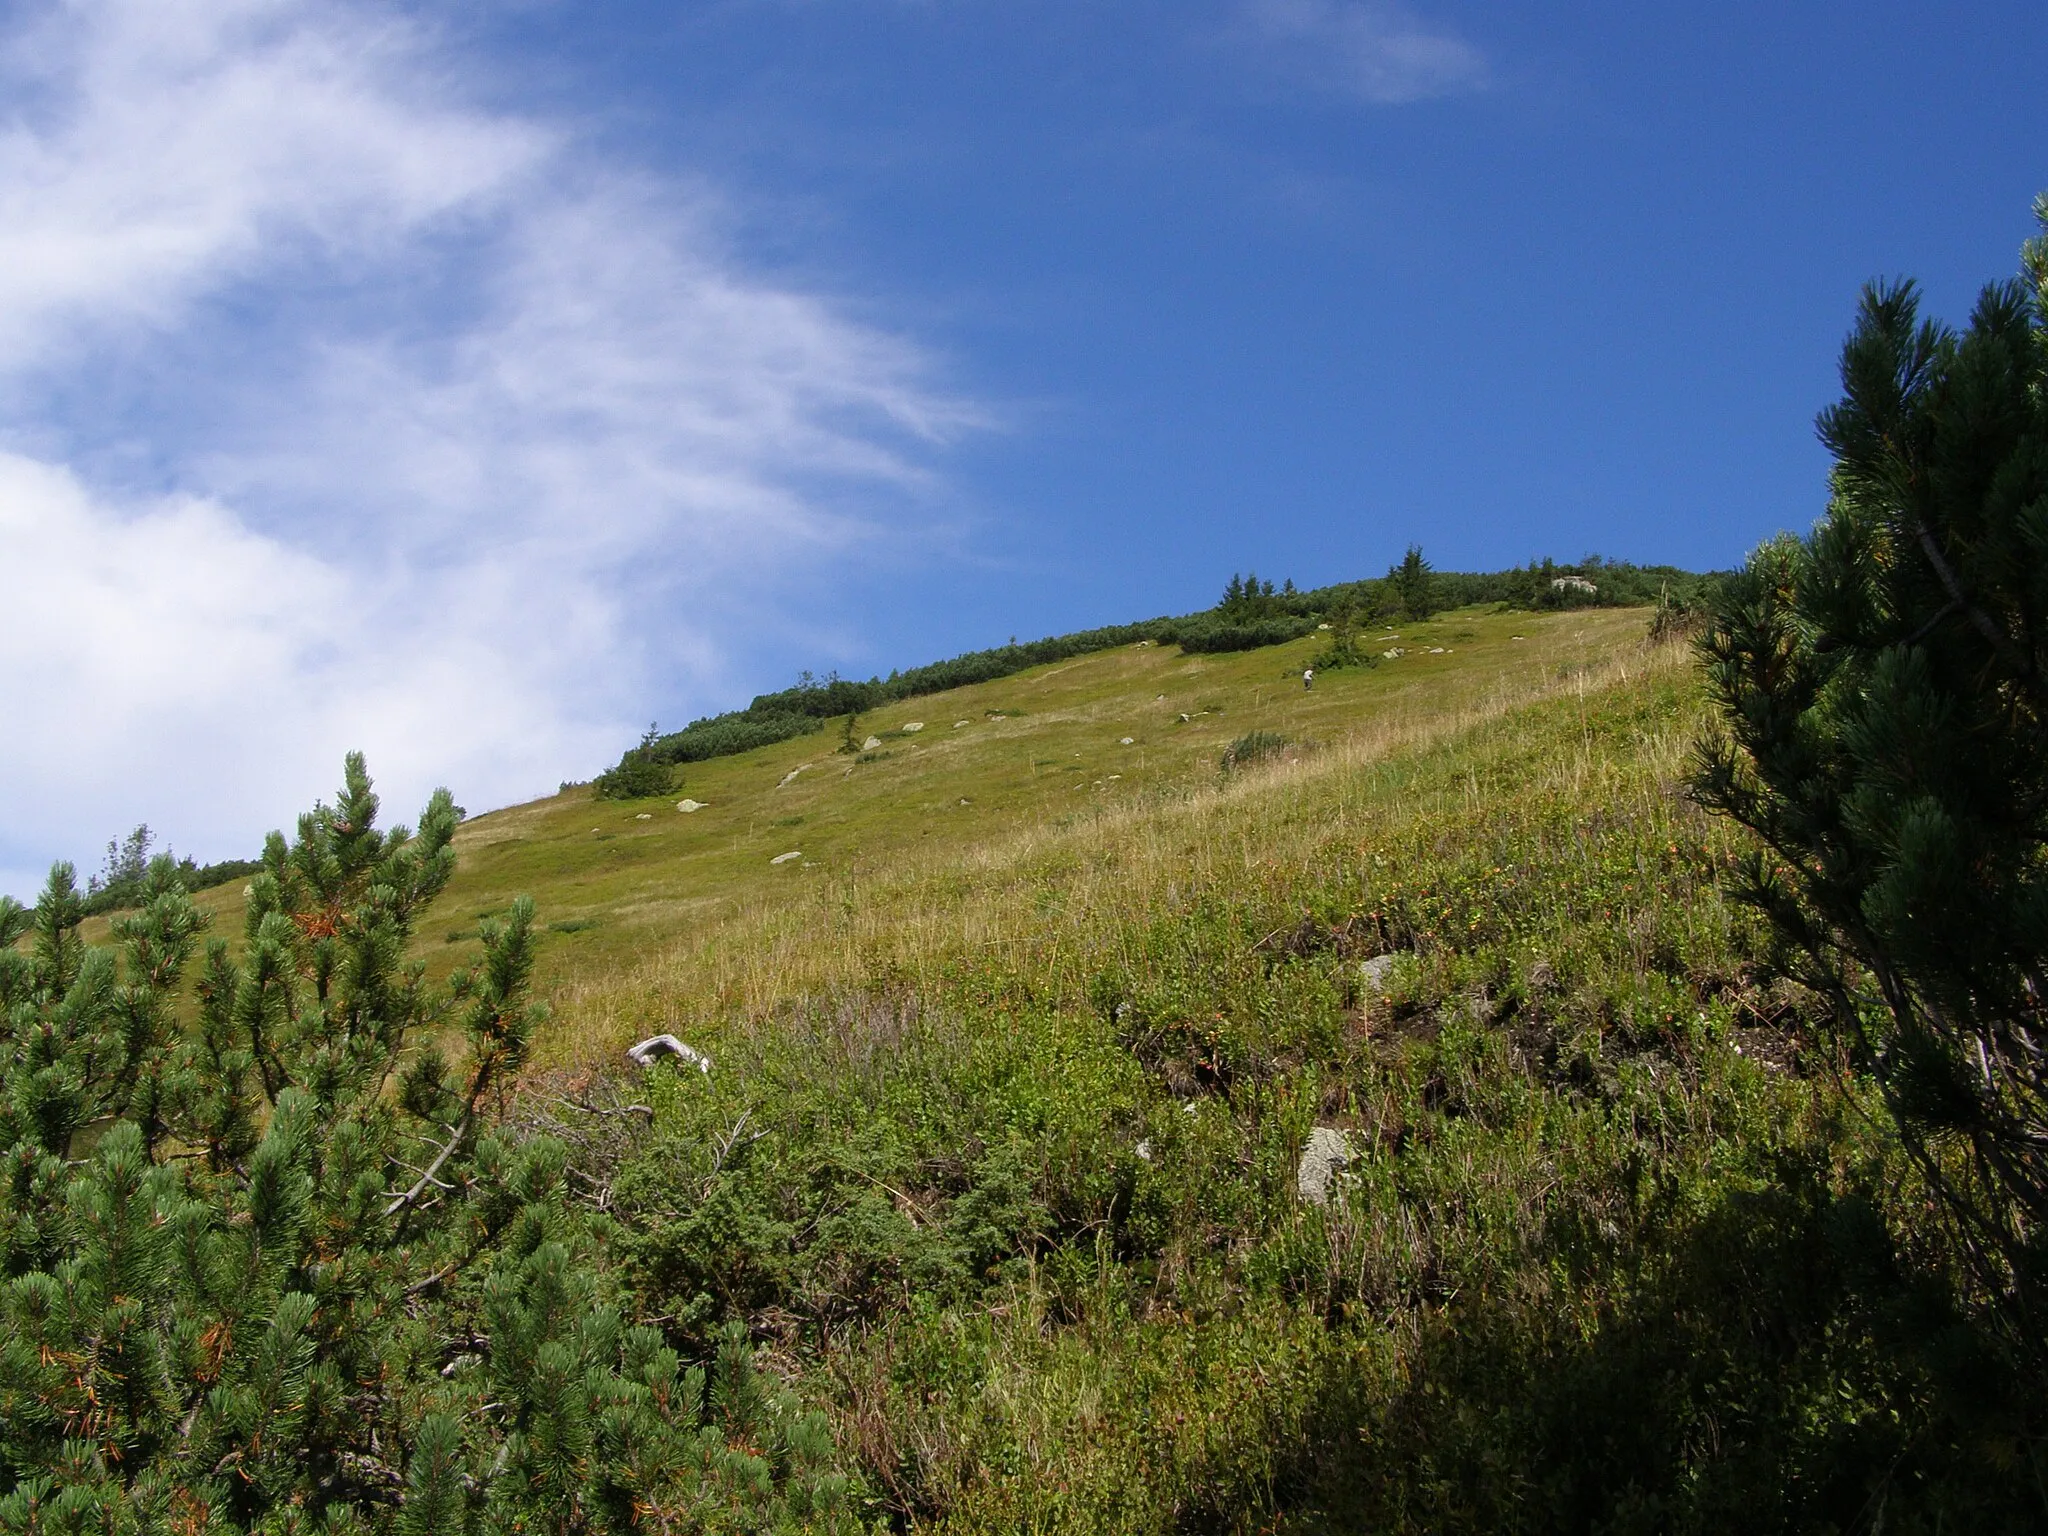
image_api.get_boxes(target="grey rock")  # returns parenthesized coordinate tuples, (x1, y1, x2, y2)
(676, 799, 707, 812)
(1359, 953, 1400, 991)
(861, 736, 883, 751)
(771, 850, 802, 865)
(1297, 1127, 1354, 1204)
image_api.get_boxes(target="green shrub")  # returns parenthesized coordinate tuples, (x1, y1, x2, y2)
(1172, 614, 1320, 654)
(594, 724, 677, 799)
(0, 756, 865, 1530)
(1220, 730, 1290, 772)
(656, 709, 823, 764)
(1695, 198, 2048, 1356)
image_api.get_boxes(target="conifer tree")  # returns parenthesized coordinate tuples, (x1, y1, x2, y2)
(0, 755, 861, 1529)
(1694, 196, 2048, 1349)
(1391, 545, 1435, 619)
(594, 723, 676, 801)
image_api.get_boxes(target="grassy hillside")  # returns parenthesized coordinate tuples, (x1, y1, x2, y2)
(469, 604, 2030, 1528)
(18, 604, 2035, 1530)
(438, 604, 1646, 1011)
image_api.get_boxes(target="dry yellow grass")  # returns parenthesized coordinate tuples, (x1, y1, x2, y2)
(542, 622, 1699, 1068)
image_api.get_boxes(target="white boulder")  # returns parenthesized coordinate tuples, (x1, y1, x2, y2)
(901, 721, 925, 733)
(676, 799, 708, 813)
(626, 1034, 711, 1073)
(861, 736, 883, 751)
(771, 850, 802, 865)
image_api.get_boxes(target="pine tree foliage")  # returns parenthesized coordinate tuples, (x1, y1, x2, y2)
(0, 756, 862, 1532)
(1391, 545, 1436, 620)
(1218, 572, 1281, 620)
(1693, 197, 2048, 1347)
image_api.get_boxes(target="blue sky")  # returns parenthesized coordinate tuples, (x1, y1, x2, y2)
(2, 0, 2045, 893)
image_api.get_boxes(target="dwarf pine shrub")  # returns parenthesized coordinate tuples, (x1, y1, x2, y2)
(0, 755, 861, 1531)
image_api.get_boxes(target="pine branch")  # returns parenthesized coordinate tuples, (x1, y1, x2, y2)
(383, 1122, 469, 1222)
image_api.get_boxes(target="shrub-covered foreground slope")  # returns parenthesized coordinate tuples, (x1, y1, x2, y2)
(501, 614, 2031, 1529)
(8, 610, 2037, 1531)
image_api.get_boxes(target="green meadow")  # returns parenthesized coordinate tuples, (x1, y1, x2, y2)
(438, 605, 1645, 1013)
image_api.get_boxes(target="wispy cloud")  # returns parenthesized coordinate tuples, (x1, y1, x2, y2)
(0, 0, 976, 892)
(1236, 0, 1488, 104)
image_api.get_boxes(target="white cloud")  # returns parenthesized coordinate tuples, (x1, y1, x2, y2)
(0, 0, 541, 369)
(1237, 0, 1488, 104)
(0, 0, 975, 893)
(0, 442, 646, 896)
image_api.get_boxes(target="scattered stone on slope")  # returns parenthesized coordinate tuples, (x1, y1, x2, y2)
(777, 765, 808, 787)
(1359, 953, 1401, 992)
(771, 850, 803, 865)
(901, 721, 925, 733)
(861, 736, 883, 751)
(635, 813, 652, 820)
(626, 1034, 712, 1073)
(1297, 1127, 1355, 1204)
(1120, 736, 1135, 745)
(954, 720, 970, 728)
(676, 799, 707, 812)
